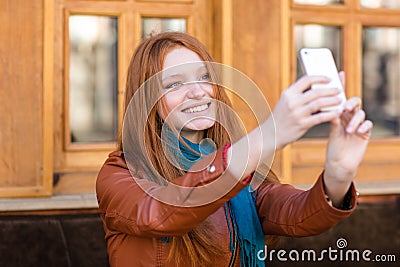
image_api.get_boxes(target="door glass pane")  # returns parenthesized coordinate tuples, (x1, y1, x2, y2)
(69, 15, 118, 143)
(294, 0, 343, 5)
(295, 24, 342, 138)
(142, 18, 186, 38)
(361, 0, 400, 9)
(362, 27, 400, 137)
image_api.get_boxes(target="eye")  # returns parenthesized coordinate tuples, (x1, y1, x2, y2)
(164, 81, 183, 90)
(199, 73, 211, 82)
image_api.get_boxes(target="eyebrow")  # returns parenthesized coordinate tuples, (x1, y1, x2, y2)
(162, 74, 184, 82)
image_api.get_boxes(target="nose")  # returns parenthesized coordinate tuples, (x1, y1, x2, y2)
(186, 82, 206, 99)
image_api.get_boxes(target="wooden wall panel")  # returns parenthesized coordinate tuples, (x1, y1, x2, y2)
(231, 0, 286, 180)
(0, 0, 52, 197)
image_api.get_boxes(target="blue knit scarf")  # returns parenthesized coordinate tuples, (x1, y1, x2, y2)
(166, 132, 265, 267)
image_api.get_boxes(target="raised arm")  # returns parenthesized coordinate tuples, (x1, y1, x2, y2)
(227, 73, 372, 208)
(226, 75, 344, 181)
(255, 173, 357, 237)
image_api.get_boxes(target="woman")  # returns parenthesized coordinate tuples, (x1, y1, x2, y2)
(96, 32, 372, 267)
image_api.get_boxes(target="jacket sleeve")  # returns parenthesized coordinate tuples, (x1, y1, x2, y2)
(256, 173, 357, 237)
(96, 147, 247, 238)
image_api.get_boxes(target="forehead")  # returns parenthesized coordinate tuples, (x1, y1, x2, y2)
(162, 47, 205, 77)
(163, 47, 202, 69)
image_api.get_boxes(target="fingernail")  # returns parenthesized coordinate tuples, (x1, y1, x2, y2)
(358, 124, 367, 133)
(346, 125, 353, 133)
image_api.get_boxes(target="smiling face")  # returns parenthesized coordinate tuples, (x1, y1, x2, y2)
(159, 47, 216, 142)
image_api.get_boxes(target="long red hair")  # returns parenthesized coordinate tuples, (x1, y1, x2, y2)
(119, 32, 280, 266)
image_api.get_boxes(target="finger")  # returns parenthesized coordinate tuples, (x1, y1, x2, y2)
(343, 97, 361, 112)
(346, 109, 366, 134)
(357, 120, 373, 137)
(302, 86, 341, 106)
(285, 86, 340, 115)
(338, 71, 345, 88)
(303, 109, 341, 129)
(303, 95, 344, 115)
(290, 75, 331, 94)
(340, 110, 352, 128)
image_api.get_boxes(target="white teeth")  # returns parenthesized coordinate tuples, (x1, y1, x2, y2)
(183, 104, 209, 113)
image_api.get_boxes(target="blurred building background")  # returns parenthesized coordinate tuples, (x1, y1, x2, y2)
(0, 0, 399, 266)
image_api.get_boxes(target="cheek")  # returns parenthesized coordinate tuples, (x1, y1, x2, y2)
(161, 92, 182, 117)
(204, 85, 215, 97)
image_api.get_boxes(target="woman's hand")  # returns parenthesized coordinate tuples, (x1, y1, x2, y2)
(323, 72, 373, 207)
(271, 75, 343, 149)
(229, 75, 344, 180)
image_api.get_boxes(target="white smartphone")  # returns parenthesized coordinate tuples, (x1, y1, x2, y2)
(299, 48, 346, 112)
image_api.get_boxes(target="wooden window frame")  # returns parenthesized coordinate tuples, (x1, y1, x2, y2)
(139, 14, 192, 38)
(52, 0, 213, 196)
(63, 9, 123, 152)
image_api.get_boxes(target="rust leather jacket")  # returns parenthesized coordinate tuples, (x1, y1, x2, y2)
(96, 147, 357, 267)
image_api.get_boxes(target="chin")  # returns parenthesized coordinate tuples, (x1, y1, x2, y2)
(185, 119, 215, 131)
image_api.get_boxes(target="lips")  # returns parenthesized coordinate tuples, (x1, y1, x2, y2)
(182, 103, 210, 113)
